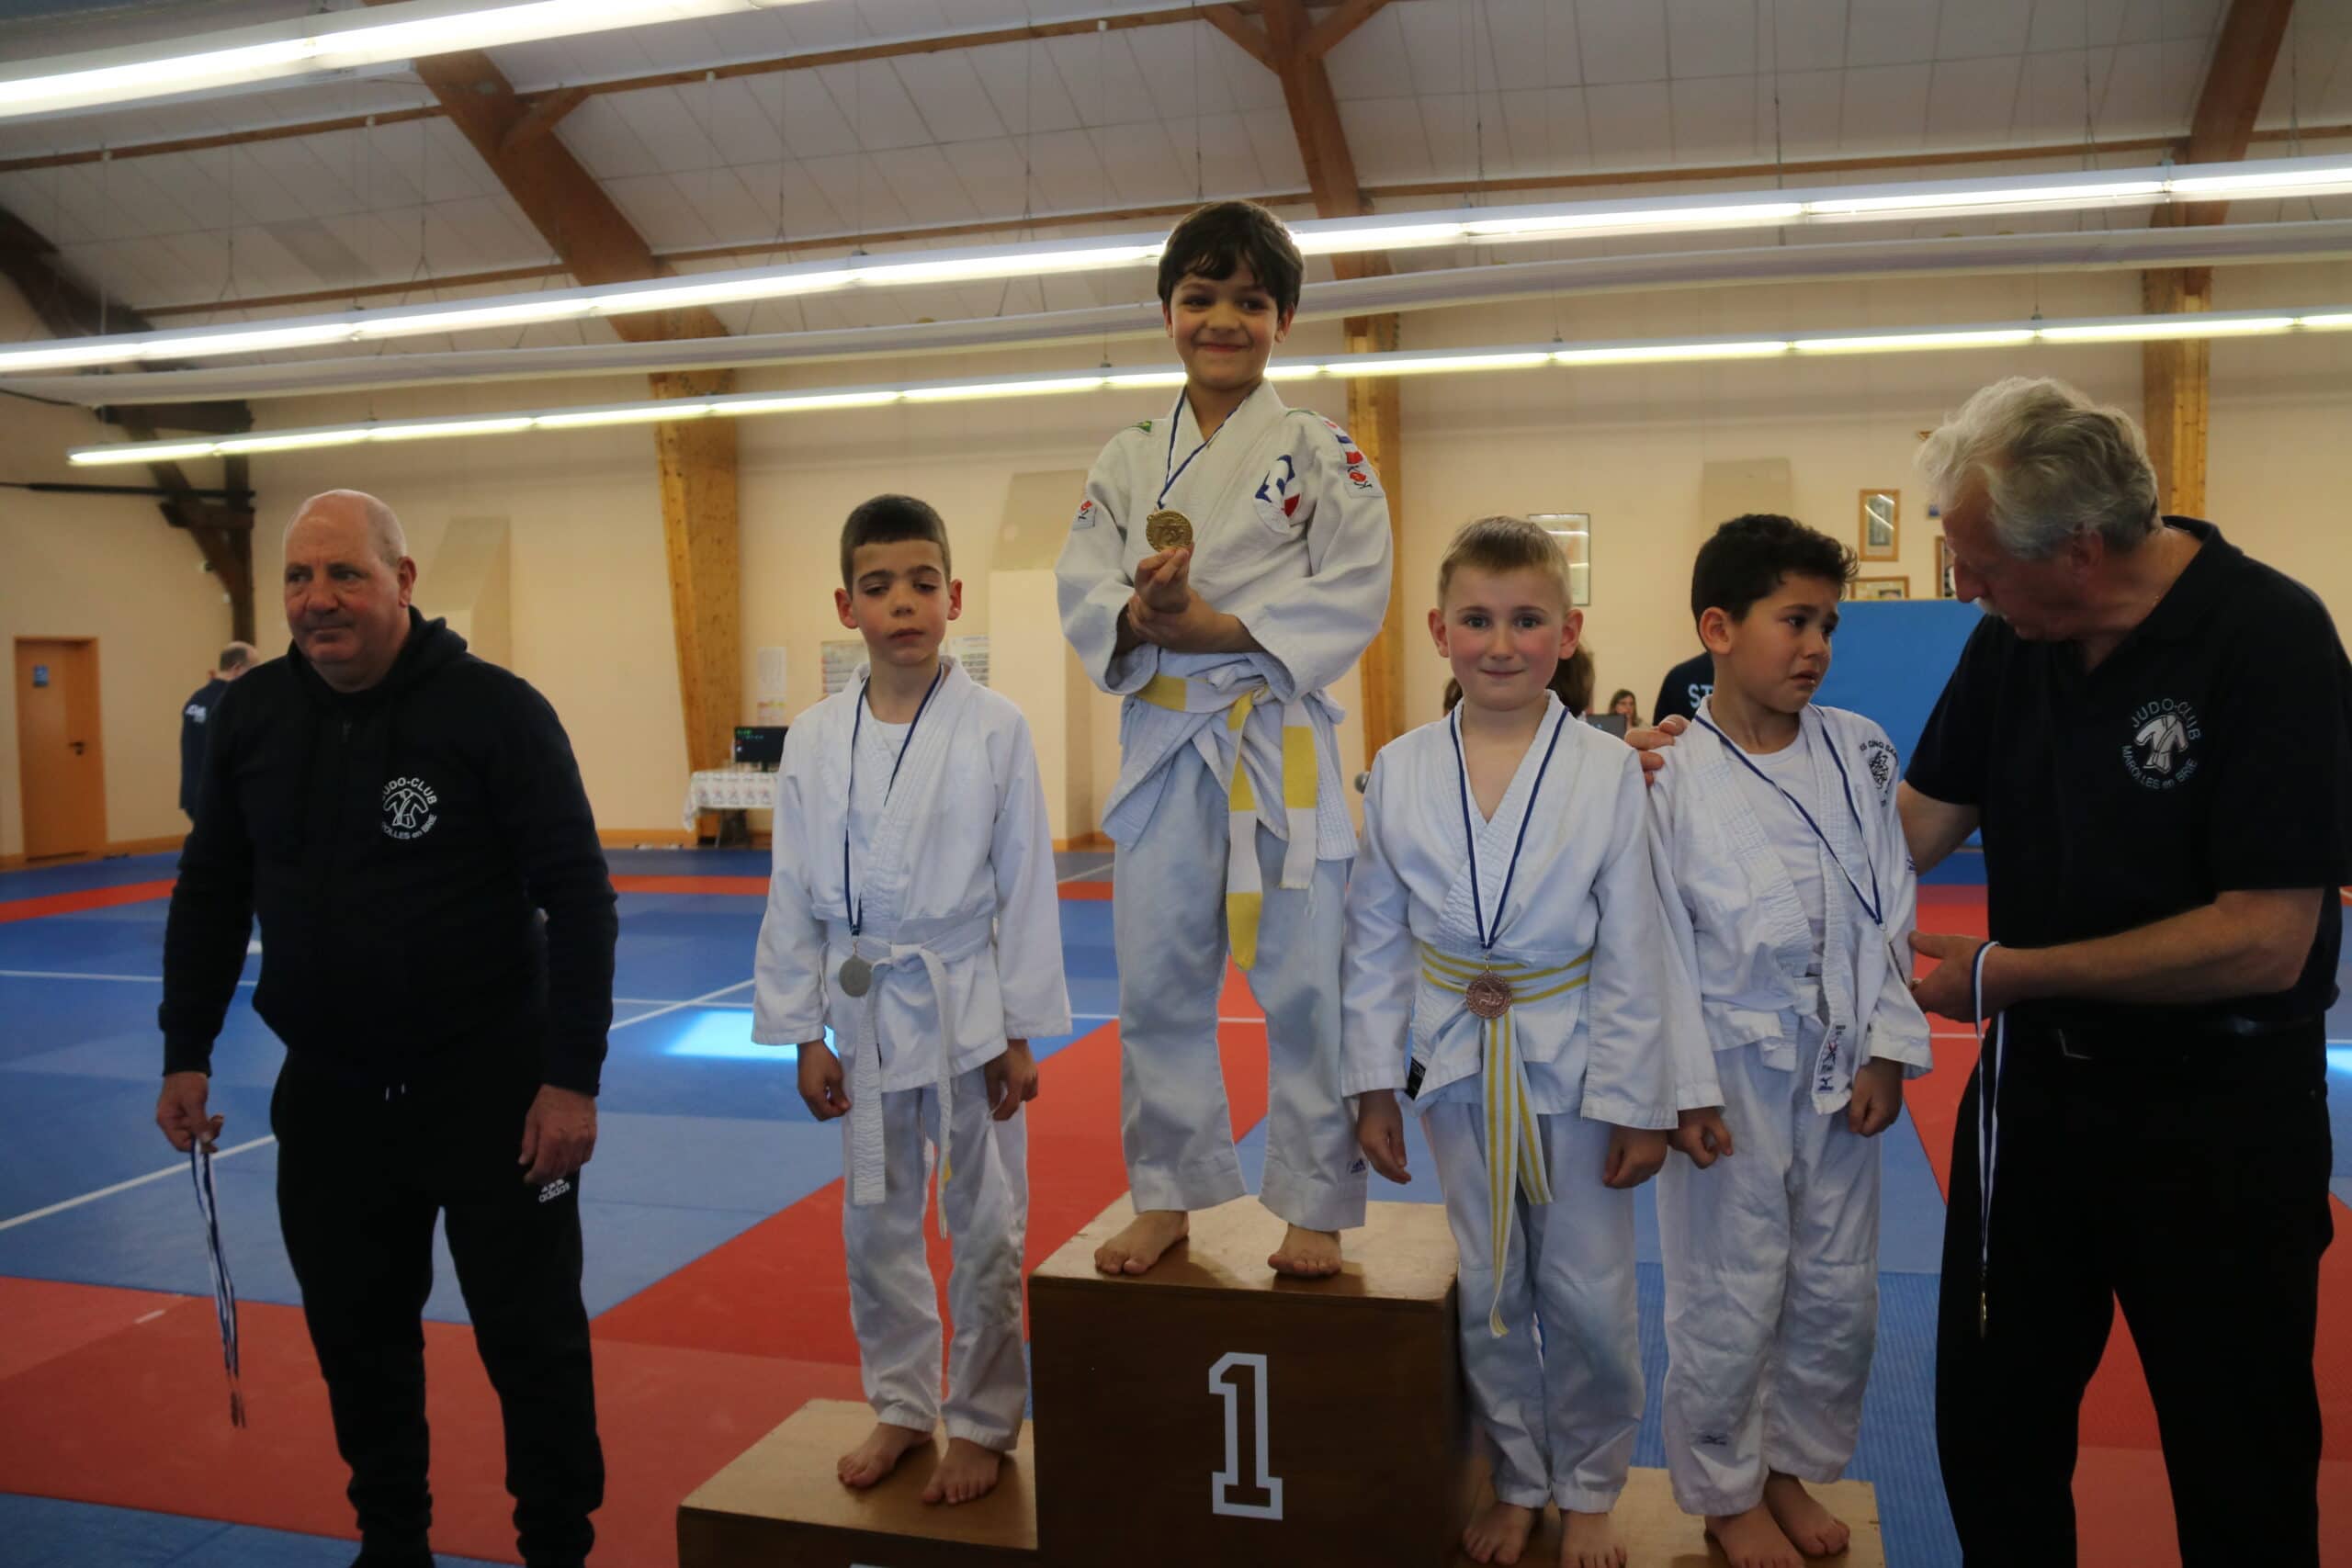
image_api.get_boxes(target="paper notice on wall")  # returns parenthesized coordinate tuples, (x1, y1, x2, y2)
(948, 635, 989, 686)
(821, 639, 865, 696)
(755, 646, 790, 722)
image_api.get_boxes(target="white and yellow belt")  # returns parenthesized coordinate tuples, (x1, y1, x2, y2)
(1420, 943, 1593, 1337)
(1137, 671, 1317, 970)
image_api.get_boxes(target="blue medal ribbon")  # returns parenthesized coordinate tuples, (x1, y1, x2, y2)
(1693, 714, 1884, 928)
(1450, 704, 1572, 955)
(843, 663, 947, 938)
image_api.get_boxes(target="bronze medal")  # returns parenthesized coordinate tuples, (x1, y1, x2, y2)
(1464, 969, 1513, 1021)
(1145, 508, 1194, 553)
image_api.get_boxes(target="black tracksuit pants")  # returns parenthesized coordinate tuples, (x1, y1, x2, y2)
(1935, 1020, 2333, 1566)
(273, 1057, 604, 1565)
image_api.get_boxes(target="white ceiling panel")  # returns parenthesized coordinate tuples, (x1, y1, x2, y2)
(547, 96, 659, 181)
(884, 51, 1008, 144)
(1771, 0, 1853, 73)
(1126, 21, 1250, 121)
(1320, 6, 1423, 99)
(1839, 62, 1935, 149)
(1759, 68, 1846, 155)
(1667, 0, 1761, 81)
(800, 151, 915, 231)
(967, 39, 1088, 138)
(673, 164, 781, 243)
(1669, 73, 1762, 162)
(601, 172, 723, 250)
(1394, 0, 1476, 96)
(1845, 0, 1941, 69)
(2012, 48, 2103, 141)
(936, 137, 1041, 220)
(2095, 38, 2210, 139)
(605, 88, 727, 176)
(1583, 80, 1676, 165)
(684, 79, 790, 168)
(1237, 106, 1306, 191)
(809, 60, 933, 151)
(1492, 87, 1593, 178)
(867, 143, 980, 223)
(1937, 0, 2034, 61)
(1576, 0, 1671, 85)
(1923, 55, 2024, 144)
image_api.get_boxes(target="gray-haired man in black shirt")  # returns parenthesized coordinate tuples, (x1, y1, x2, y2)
(1901, 378, 2343, 1567)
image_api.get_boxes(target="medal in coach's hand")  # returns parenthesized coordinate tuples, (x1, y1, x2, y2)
(1145, 508, 1194, 553)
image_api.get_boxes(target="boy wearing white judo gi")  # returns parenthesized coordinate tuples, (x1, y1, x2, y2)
(1648, 514, 1933, 1568)
(1056, 200, 1391, 1278)
(1345, 517, 1724, 1568)
(753, 495, 1071, 1506)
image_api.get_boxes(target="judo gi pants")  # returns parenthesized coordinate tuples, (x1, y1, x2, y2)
(842, 1065, 1030, 1449)
(272, 1059, 602, 1568)
(1112, 744, 1366, 1231)
(1936, 1021, 2333, 1567)
(1656, 1043, 1881, 1516)
(1424, 1100, 1641, 1512)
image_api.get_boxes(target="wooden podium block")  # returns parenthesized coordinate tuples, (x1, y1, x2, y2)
(677, 1399, 1037, 1568)
(1030, 1195, 1476, 1567)
(1444, 1467, 1886, 1566)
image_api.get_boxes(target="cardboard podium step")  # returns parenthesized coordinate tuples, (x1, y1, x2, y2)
(676, 1398, 1037, 1568)
(1029, 1195, 1476, 1567)
(1445, 1466, 1886, 1566)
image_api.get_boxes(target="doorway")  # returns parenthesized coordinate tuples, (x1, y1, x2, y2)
(14, 638, 107, 861)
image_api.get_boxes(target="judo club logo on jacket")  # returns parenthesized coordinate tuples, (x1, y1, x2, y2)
(382, 776, 440, 840)
(2123, 698, 2200, 790)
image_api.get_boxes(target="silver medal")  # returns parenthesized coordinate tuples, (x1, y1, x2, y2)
(838, 955, 874, 998)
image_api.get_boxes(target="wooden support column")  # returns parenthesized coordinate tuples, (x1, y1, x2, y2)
(2143, 0, 2293, 517)
(380, 7, 745, 773)
(1222, 0, 1409, 752)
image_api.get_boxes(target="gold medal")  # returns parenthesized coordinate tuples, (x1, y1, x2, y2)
(1145, 508, 1194, 553)
(1464, 970, 1513, 1021)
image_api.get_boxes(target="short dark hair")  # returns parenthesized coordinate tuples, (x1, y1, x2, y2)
(841, 494, 952, 588)
(1690, 513, 1854, 627)
(217, 644, 253, 673)
(1157, 200, 1304, 318)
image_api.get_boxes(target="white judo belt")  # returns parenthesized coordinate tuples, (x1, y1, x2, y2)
(838, 919, 996, 1227)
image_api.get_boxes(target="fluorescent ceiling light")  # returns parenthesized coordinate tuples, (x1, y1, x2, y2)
(2039, 315, 2298, 341)
(1792, 328, 2040, 354)
(1553, 340, 1790, 364)
(11, 153, 2352, 376)
(1265, 363, 1328, 380)
(0, 0, 821, 120)
(2168, 163, 2352, 197)
(900, 376, 1105, 400)
(716, 390, 903, 414)
(370, 416, 537, 441)
(60, 305, 2352, 467)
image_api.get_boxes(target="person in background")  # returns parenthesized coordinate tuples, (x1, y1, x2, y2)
(1607, 689, 1641, 728)
(1653, 649, 1713, 726)
(179, 641, 258, 820)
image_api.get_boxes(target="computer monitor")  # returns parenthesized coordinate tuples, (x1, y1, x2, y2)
(1585, 713, 1628, 738)
(733, 726, 787, 767)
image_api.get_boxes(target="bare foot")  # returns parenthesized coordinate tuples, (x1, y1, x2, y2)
(1762, 1472, 1850, 1557)
(1461, 1500, 1537, 1564)
(837, 1421, 928, 1489)
(1268, 1224, 1342, 1277)
(1558, 1507, 1626, 1568)
(1705, 1504, 1804, 1568)
(920, 1437, 1002, 1506)
(1094, 1209, 1189, 1275)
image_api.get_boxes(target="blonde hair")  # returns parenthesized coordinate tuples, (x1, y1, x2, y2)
(1434, 516, 1583, 715)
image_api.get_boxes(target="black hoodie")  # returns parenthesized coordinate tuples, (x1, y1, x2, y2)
(161, 611, 617, 1093)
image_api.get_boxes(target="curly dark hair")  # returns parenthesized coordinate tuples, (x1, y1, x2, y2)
(1690, 513, 1854, 628)
(1156, 199, 1304, 318)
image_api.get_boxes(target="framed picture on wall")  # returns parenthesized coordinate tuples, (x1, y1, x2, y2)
(1859, 489, 1900, 561)
(1529, 513, 1591, 605)
(1849, 575, 1909, 602)
(1937, 536, 1958, 599)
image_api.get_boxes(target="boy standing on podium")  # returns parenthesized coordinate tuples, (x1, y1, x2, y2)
(753, 495, 1070, 1506)
(1056, 200, 1392, 1277)
(1345, 517, 1725, 1568)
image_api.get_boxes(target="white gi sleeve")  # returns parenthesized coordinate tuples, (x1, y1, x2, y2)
(1055, 443, 1159, 696)
(990, 709, 1075, 1042)
(1859, 728, 1935, 1078)
(752, 727, 829, 1046)
(1340, 753, 1418, 1098)
(1242, 421, 1393, 704)
(1645, 753, 1726, 1108)
(1579, 747, 1696, 1128)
